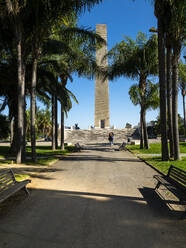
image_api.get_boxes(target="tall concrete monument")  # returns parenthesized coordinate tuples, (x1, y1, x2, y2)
(95, 24, 110, 129)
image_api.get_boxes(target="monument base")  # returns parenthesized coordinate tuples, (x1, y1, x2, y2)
(94, 126, 111, 129)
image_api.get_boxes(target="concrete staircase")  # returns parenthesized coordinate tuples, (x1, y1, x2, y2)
(63, 128, 135, 145)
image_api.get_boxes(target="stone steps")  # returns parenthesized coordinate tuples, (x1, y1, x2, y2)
(63, 128, 135, 145)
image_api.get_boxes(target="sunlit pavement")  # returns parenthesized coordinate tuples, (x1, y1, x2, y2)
(0, 140, 51, 146)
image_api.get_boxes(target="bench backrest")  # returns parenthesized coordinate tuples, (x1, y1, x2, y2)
(0, 169, 16, 193)
(120, 142, 126, 147)
(167, 165, 186, 192)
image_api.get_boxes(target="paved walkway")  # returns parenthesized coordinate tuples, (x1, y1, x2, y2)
(0, 144, 185, 248)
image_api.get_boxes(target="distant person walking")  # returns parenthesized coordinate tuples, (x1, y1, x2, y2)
(108, 132, 114, 146)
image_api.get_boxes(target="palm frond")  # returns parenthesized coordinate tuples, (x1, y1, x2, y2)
(61, 26, 106, 46)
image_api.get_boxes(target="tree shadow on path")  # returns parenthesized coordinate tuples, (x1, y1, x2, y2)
(60, 154, 140, 163)
(0, 188, 185, 248)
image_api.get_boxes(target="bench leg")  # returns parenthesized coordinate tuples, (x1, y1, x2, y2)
(179, 199, 186, 219)
(182, 211, 186, 220)
(24, 186, 30, 195)
(179, 209, 186, 220)
(155, 181, 161, 190)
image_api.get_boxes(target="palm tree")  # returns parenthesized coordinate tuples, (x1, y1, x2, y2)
(0, 0, 104, 163)
(0, 9, 100, 159)
(106, 32, 158, 149)
(28, 1, 105, 158)
(0, 114, 10, 139)
(152, 0, 185, 160)
(150, 2, 174, 159)
(170, 2, 183, 160)
(3, 0, 28, 163)
(59, 73, 68, 150)
(0, 64, 23, 154)
(25, 107, 52, 141)
(166, 0, 185, 160)
(34, 61, 78, 149)
(59, 74, 78, 150)
(164, 14, 175, 158)
(129, 81, 159, 149)
(166, 40, 174, 158)
(36, 108, 51, 139)
(154, 0, 169, 160)
(45, 15, 106, 150)
(51, 88, 58, 150)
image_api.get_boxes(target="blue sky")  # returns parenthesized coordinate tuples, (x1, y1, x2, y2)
(65, 0, 168, 129)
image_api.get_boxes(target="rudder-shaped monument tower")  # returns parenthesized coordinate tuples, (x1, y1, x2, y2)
(94, 24, 110, 129)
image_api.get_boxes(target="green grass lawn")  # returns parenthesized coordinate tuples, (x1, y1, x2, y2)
(126, 142, 186, 174)
(126, 142, 186, 154)
(140, 156, 186, 174)
(0, 145, 76, 165)
(26, 145, 74, 157)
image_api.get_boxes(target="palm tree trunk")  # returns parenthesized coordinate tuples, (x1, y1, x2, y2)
(157, 18, 169, 161)
(139, 73, 147, 149)
(60, 74, 68, 150)
(22, 62, 26, 162)
(143, 109, 149, 149)
(172, 44, 181, 160)
(30, 57, 37, 162)
(52, 95, 56, 150)
(55, 94, 58, 149)
(9, 95, 18, 153)
(182, 92, 186, 131)
(166, 46, 174, 157)
(140, 107, 144, 149)
(6, 1, 26, 163)
(30, 0, 40, 160)
(16, 34, 25, 164)
(60, 106, 65, 150)
(10, 118, 14, 145)
(11, 115, 18, 154)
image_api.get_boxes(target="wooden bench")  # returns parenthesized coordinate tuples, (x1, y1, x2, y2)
(0, 169, 31, 204)
(119, 142, 127, 151)
(154, 165, 186, 212)
(75, 143, 81, 152)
